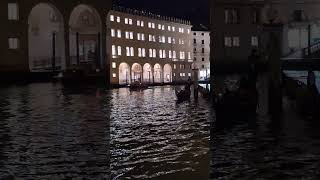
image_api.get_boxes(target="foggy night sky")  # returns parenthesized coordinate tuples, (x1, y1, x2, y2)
(114, 0, 210, 26)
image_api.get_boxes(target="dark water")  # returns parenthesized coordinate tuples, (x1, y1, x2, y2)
(1, 83, 320, 179)
(0, 83, 111, 179)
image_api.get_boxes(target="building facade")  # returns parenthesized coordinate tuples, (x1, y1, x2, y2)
(210, 0, 264, 73)
(192, 27, 210, 81)
(107, 7, 194, 86)
(0, 0, 111, 79)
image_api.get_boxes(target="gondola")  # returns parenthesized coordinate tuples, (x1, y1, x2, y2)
(176, 88, 191, 102)
(214, 78, 258, 121)
(129, 82, 148, 91)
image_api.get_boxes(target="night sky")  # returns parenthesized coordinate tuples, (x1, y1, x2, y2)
(114, 0, 210, 26)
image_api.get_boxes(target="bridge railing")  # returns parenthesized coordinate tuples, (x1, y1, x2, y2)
(30, 57, 62, 72)
(303, 41, 320, 57)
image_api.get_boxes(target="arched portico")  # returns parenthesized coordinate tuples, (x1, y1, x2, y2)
(69, 4, 102, 70)
(163, 64, 172, 83)
(154, 63, 163, 83)
(28, 3, 65, 72)
(132, 63, 143, 83)
(143, 63, 153, 83)
(119, 63, 130, 85)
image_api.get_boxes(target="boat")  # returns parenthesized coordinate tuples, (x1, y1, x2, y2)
(214, 77, 258, 121)
(175, 84, 191, 102)
(129, 81, 148, 91)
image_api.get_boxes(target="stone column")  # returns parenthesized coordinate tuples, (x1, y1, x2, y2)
(64, 22, 70, 69)
(193, 68, 199, 99)
(262, 24, 284, 117)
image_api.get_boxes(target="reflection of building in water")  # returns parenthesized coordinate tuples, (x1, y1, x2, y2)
(107, 7, 194, 85)
(0, 0, 111, 76)
(192, 25, 210, 81)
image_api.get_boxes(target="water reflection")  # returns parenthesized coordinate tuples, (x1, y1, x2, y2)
(211, 73, 320, 179)
(0, 83, 110, 179)
(110, 86, 212, 179)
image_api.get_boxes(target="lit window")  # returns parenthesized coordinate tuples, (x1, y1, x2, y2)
(159, 50, 163, 58)
(168, 37, 172, 44)
(224, 36, 232, 47)
(148, 22, 152, 28)
(112, 62, 117, 69)
(180, 51, 185, 59)
(251, 36, 258, 46)
(130, 32, 134, 39)
(126, 47, 130, 56)
(163, 50, 166, 58)
(173, 51, 176, 59)
(112, 45, 116, 56)
(187, 29, 190, 34)
(110, 15, 114, 22)
(117, 46, 122, 56)
(149, 35, 152, 42)
(116, 16, 120, 23)
(125, 31, 129, 39)
(188, 52, 191, 59)
(149, 49, 153, 58)
(111, 29, 115, 37)
(162, 25, 165, 30)
(172, 27, 175, 32)
(137, 33, 141, 41)
(162, 36, 166, 43)
(174, 64, 177, 69)
(130, 47, 134, 56)
(168, 26, 171, 31)
(113, 73, 117, 78)
(8, 37, 19, 49)
(188, 73, 192, 77)
(117, 30, 121, 38)
(8, 3, 18, 20)
(152, 23, 155, 29)
(169, 51, 172, 58)
(233, 37, 240, 46)
(129, 19, 133, 25)
(153, 35, 156, 42)
(153, 49, 156, 58)
(158, 24, 162, 30)
(172, 38, 176, 44)
(141, 21, 144, 27)
(142, 48, 146, 57)
(141, 34, 145, 41)
(138, 48, 142, 57)
(137, 20, 140, 26)
(125, 18, 128, 24)
(159, 36, 162, 43)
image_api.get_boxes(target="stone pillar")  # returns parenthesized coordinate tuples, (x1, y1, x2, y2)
(101, 14, 109, 86)
(64, 22, 70, 69)
(262, 24, 283, 117)
(193, 68, 199, 99)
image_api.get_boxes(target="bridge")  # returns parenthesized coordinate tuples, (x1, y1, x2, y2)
(282, 41, 320, 71)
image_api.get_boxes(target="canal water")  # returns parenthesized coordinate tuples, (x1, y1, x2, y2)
(0, 82, 320, 179)
(110, 87, 212, 179)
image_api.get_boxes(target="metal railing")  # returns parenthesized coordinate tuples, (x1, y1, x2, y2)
(303, 41, 320, 57)
(30, 57, 62, 71)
